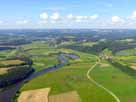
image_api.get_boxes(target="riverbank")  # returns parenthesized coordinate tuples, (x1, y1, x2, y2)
(0, 53, 75, 102)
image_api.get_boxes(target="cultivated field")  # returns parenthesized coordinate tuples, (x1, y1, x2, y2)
(0, 60, 24, 66)
(91, 59, 136, 102)
(49, 91, 80, 102)
(20, 49, 115, 102)
(18, 88, 50, 102)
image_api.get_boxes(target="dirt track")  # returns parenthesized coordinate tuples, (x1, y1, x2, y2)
(87, 56, 120, 102)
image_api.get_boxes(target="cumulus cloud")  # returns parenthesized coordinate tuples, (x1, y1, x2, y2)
(67, 14, 85, 22)
(16, 20, 29, 25)
(0, 20, 3, 24)
(75, 16, 87, 22)
(111, 16, 124, 24)
(40, 12, 48, 20)
(90, 14, 99, 19)
(39, 20, 47, 25)
(76, 16, 84, 20)
(75, 19, 82, 22)
(130, 11, 136, 19)
(67, 14, 74, 19)
(50, 20, 57, 24)
(50, 12, 60, 20)
(73, 14, 98, 23)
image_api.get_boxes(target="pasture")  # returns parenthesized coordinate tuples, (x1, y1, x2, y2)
(20, 50, 115, 102)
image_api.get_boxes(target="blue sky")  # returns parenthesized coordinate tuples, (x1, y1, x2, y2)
(0, 0, 136, 28)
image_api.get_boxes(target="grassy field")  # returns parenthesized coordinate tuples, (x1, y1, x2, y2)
(16, 41, 136, 102)
(32, 55, 59, 71)
(115, 48, 136, 56)
(0, 59, 25, 75)
(21, 41, 60, 71)
(0, 50, 17, 60)
(91, 59, 136, 102)
(81, 41, 98, 47)
(115, 48, 136, 70)
(20, 50, 115, 102)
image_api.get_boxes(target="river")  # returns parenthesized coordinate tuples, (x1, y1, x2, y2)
(0, 53, 78, 102)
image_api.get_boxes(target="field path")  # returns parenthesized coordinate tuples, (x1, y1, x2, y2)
(87, 56, 120, 102)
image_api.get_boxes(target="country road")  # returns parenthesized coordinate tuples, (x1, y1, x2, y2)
(87, 56, 120, 102)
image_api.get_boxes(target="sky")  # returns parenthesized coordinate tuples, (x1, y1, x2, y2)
(0, 0, 136, 29)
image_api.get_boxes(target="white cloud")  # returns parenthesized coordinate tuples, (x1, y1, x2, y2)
(83, 16, 89, 19)
(50, 20, 57, 24)
(130, 11, 136, 19)
(111, 16, 124, 24)
(76, 16, 84, 19)
(67, 14, 88, 22)
(0, 20, 3, 24)
(90, 14, 99, 19)
(75, 19, 82, 22)
(16, 20, 29, 25)
(67, 14, 74, 19)
(75, 16, 85, 22)
(40, 12, 48, 20)
(50, 12, 60, 20)
(68, 14, 99, 23)
(39, 20, 47, 24)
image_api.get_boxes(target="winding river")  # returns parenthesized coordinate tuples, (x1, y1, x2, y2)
(0, 53, 78, 102)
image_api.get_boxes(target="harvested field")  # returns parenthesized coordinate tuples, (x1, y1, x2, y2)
(0, 60, 24, 65)
(130, 63, 136, 70)
(18, 88, 50, 102)
(99, 63, 109, 67)
(131, 66, 136, 70)
(0, 68, 10, 74)
(49, 91, 80, 102)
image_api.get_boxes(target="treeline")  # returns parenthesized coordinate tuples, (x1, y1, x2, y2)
(108, 59, 136, 78)
(0, 57, 34, 88)
(0, 46, 15, 51)
(0, 65, 34, 88)
(60, 41, 136, 54)
(0, 39, 31, 46)
(0, 38, 32, 51)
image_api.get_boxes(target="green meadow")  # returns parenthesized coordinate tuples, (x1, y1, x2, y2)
(20, 47, 115, 102)
(17, 41, 136, 102)
(91, 59, 136, 102)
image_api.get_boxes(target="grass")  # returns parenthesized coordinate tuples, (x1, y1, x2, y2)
(115, 49, 136, 56)
(32, 55, 59, 71)
(81, 41, 98, 47)
(20, 51, 115, 102)
(115, 48, 136, 71)
(22, 41, 49, 49)
(91, 59, 136, 102)
(21, 41, 79, 72)
(17, 41, 136, 102)
(0, 50, 16, 59)
(21, 41, 61, 72)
